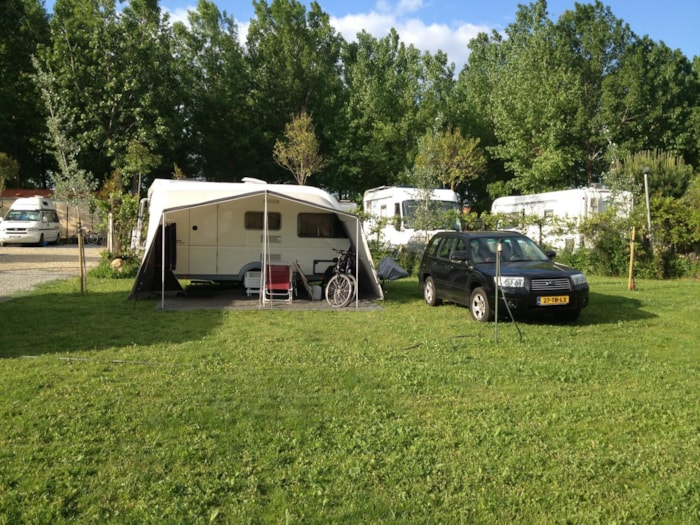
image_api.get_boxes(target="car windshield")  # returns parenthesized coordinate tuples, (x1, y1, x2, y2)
(471, 235, 550, 263)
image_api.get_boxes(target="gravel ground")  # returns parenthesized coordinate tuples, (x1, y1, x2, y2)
(0, 245, 103, 302)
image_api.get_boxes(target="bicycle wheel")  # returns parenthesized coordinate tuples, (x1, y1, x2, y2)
(325, 273, 355, 308)
(85, 231, 100, 245)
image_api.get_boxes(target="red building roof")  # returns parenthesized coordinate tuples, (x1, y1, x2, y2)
(1, 189, 53, 198)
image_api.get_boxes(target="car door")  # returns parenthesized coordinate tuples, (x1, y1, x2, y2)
(445, 236, 471, 305)
(430, 235, 456, 299)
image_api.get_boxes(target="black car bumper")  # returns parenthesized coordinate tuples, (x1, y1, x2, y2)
(496, 287, 589, 315)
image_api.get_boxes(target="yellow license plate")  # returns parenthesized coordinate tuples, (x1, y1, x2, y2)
(537, 295, 569, 305)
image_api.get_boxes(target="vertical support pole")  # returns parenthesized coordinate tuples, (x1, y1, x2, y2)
(644, 169, 653, 251)
(161, 213, 165, 310)
(495, 241, 502, 344)
(628, 226, 636, 290)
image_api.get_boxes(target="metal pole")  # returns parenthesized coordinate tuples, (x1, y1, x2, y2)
(628, 226, 636, 290)
(495, 241, 501, 344)
(161, 213, 165, 310)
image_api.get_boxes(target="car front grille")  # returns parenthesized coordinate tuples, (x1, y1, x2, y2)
(531, 278, 572, 292)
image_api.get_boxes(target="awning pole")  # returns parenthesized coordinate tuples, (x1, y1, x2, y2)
(161, 213, 165, 310)
(354, 219, 359, 308)
(260, 190, 268, 306)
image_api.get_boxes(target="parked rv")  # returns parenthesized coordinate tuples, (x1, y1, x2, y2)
(490, 186, 633, 251)
(0, 197, 61, 246)
(362, 186, 461, 250)
(129, 178, 383, 302)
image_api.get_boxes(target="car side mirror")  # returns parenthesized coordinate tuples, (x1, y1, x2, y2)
(451, 250, 469, 262)
(546, 250, 556, 259)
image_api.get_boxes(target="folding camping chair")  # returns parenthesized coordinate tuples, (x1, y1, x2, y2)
(262, 263, 294, 304)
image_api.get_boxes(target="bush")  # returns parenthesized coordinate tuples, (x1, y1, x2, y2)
(88, 252, 140, 279)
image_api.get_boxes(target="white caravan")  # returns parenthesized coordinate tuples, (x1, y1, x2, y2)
(129, 178, 383, 301)
(0, 197, 61, 246)
(362, 186, 461, 249)
(491, 186, 633, 251)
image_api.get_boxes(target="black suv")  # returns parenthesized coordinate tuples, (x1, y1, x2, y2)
(418, 231, 589, 322)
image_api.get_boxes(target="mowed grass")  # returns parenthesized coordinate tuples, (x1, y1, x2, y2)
(1, 276, 699, 523)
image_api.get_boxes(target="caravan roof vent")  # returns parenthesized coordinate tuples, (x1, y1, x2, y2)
(242, 177, 267, 184)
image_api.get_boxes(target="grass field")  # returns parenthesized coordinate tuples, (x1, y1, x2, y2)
(1, 275, 699, 523)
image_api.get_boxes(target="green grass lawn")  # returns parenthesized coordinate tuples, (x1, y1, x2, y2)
(1, 276, 699, 523)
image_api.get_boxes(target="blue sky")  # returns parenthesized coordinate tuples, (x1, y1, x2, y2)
(46, 0, 700, 71)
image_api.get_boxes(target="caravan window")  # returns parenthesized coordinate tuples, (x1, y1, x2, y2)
(245, 211, 281, 230)
(297, 213, 346, 238)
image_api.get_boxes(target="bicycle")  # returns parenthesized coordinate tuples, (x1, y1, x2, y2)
(79, 226, 104, 246)
(325, 248, 356, 308)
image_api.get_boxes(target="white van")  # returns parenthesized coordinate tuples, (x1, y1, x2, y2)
(491, 186, 633, 251)
(0, 197, 61, 246)
(362, 186, 461, 250)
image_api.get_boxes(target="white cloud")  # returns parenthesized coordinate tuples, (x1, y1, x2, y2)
(162, 2, 491, 72)
(332, 12, 489, 71)
(164, 6, 191, 25)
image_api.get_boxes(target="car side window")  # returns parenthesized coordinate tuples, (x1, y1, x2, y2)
(470, 239, 495, 263)
(437, 237, 455, 259)
(426, 237, 442, 257)
(454, 238, 466, 253)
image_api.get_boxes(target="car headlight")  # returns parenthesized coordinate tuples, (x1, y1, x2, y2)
(570, 273, 587, 286)
(495, 276, 525, 288)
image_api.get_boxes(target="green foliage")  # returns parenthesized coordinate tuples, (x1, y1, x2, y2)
(601, 37, 699, 167)
(246, 0, 345, 184)
(0, 153, 20, 194)
(88, 251, 141, 279)
(172, 0, 252, 181)
(94, 172, 140, 257)
(1, 0, 697, 270)
(0, 0, 51, 187)
(413, 127, 486, 193)
(273, 110, 326, 185)
(36, 0, 177, 185)
(33, 54, 98, 212)
(1, 277, 700, 522)
(608, 149, 695, 200)
(572, 209, 632, 275)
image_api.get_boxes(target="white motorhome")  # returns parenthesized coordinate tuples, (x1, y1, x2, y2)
(362, 186, 461, 249)
(491, 186, 633, 251)
(0, 197, 61, 246)
(129, 178, 383, 301)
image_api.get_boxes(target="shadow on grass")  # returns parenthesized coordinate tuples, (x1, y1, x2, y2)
(575, 290, 654, 325)
(0, 289, 225, 358)
(380, 279, 656, 326)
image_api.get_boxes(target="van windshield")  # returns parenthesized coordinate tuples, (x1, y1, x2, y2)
(5, 210, 40, 221)
(402, 200, 460, 230)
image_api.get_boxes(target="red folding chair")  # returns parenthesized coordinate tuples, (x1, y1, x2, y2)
(263, 264, 293, 303)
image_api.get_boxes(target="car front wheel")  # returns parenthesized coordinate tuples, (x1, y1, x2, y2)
(469, 287, 493, 322)
(423, 276, 441, 306)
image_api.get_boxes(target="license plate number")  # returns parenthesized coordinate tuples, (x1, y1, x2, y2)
(537, 295, 569, 305)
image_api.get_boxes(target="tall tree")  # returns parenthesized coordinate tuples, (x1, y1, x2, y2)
(0, 0, 50, 187)
(338, 29, 440, 196)
(246, 0, 344, 183)
(458, 0, 637, 194)
(35, 0, 178, 186)
(172, 0, 251, 181)
(601, 37, 699, 168)
(454, 31, 507, 209)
